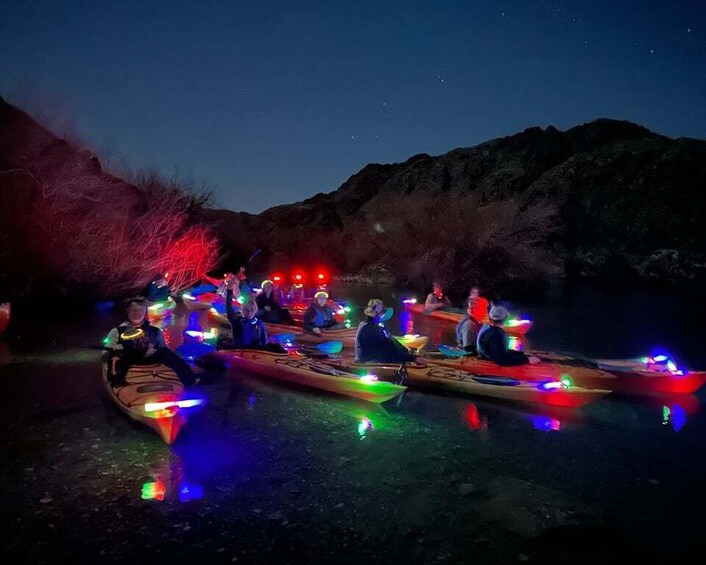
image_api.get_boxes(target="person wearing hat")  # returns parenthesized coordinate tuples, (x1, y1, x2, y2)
(218, 275, 282, 351)
(424, 281, 451, 314)
(476, 306, 540, 366)
(104, 299, 198, 387)
(256, 280, 295, 325)
(355, 299, 428, 366)
(302, 291, 343, 334)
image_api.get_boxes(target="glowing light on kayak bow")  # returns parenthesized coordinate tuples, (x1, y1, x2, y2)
(505, 318, 530, 327)
(144, 399, 204, 413)
(141, 481, 166, 501)
(402, 298, 417, 305)
(530, 416, 561, 432)
(537, 380, 568, 391)
(560, 375, 572, 388)
(182, 293, 195, 300)
(360, 373, 378, 384)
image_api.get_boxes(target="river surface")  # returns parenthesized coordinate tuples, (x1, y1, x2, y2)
(1, 282, 705, 564)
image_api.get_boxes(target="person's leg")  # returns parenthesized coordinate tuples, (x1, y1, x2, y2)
(153, 348, 197, 386)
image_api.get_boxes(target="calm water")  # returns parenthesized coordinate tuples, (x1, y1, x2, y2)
(1, 282, 705, 563)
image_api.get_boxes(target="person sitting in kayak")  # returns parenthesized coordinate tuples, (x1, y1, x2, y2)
(256, 280, 296, 325)
(105, 299, 197, 387)
(456, 299, 480, 353)
(468, 286, 490, 324)
(477, 306, 540, 366)
(303, 291, 344, 335)
(355, 299, 427, 366)
(147, 274, 171, 301)
(424, 281, 451, 313)
(456, 286, 492, 352)
(221, 275, 270, 349)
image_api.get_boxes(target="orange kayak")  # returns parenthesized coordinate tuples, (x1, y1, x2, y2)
(404, 302, 533, 336)
(426, 350, 706, 395)
(101, 361, 204, 444)
(325, 357, 608, 409)
(208, 348, 406, 404)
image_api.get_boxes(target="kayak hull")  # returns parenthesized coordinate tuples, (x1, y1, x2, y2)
(209, 349, 405, 404)
(326, 358, 608, 409)
(404, 303, 533, 336)
(428, 352, 706, 395)
(101, 362, 192, 444)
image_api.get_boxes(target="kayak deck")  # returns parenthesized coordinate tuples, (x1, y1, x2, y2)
(325, 357, 608, 408)
(101, 362, 197, 444)
(426, 351, 706, 395)
(209, 349, 406, 404)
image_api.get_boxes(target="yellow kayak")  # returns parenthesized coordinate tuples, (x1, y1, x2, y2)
(208, 348, 406, 404)
(101, 361, 203, 444)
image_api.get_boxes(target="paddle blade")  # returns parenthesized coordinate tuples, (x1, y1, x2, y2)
(438, 344, 471, 358)
(316, 341, 344, 354)
(272, 333, 297, 344)
(381, 306, 394, 322)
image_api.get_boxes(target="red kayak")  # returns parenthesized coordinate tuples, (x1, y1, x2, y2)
(403, 302, 533, 336)
(426, 350, 706, 395)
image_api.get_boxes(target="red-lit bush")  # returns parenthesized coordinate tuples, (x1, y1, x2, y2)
(0, 99, 221, 299)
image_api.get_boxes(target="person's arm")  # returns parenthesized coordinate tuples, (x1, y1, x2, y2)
(105, 328, 123, 350)
(154, 327, 166, 349)
(258, 321, 268, 347)
(302, 305, 317, 331)
(424, 293, 436, 309)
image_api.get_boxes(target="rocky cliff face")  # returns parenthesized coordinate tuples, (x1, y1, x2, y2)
(208, 119, 706, 292)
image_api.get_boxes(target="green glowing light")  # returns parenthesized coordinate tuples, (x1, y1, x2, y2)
(662, 405, 671, 425)
(560, 375, 572, 388)
(141, 481, 166, 501)
(357, 417, 374, 439)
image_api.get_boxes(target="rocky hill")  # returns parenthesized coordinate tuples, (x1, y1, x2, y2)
(207, 119, 706, 292)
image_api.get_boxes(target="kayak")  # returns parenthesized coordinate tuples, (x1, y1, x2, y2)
(403, 302, 533, 336)
(265, 322, 359, 349)
(207, 349, 406, 404)
(101, 361, 204, 444)
(324, 357, 608, 409)
(533, 351, 706, 395)
(0, 303, 10, 334)
(427, 349, 706, 395)
(146, 297, 176, 319)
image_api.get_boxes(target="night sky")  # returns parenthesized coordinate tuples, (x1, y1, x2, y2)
(2, 1, 704, 213)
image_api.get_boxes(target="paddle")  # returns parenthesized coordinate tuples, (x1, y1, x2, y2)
(380, 306, 394, 322)
(306, 340, 344, 355)
(438, 344, 474, 358)
(272, 333, 298, 344)
(271, 334, 343, 355)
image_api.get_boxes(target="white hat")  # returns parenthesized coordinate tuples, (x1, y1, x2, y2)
(489, 305, 509, 322)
